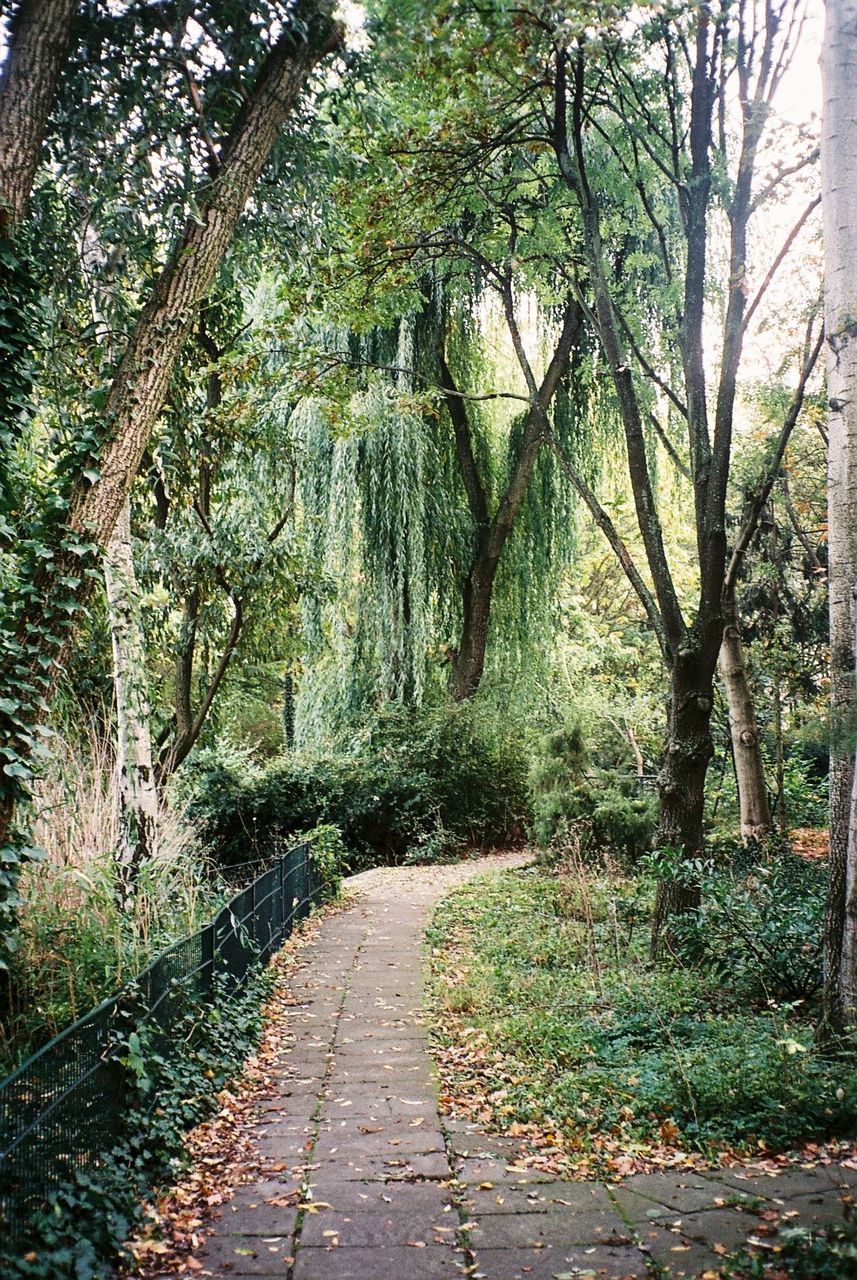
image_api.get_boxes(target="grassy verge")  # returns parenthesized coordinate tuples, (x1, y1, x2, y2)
(426, 852, 857, 1178)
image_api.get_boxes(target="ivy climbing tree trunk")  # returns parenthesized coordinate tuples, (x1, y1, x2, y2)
(0, 3, 342, 967)
(822, 0, 857, 1024)
(103, 500, 158, 906)
(0, 0, 78, 233)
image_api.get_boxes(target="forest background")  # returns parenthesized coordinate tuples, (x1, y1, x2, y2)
(0, 0, 835, 1061)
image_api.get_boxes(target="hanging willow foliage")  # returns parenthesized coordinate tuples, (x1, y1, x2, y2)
(292, 276, 603, 743)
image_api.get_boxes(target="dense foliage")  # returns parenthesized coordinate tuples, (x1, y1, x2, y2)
(2, 971, 272, 1279)
(188, 702, 530, 871)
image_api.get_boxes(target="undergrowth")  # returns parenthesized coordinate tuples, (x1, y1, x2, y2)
(427, 851, 857, 1175)
(1, 727, 227, 1075)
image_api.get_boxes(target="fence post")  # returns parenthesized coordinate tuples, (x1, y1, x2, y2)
(200, 922, 215, 1003)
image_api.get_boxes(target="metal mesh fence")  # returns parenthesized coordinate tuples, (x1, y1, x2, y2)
(0, 840, 324, 1252)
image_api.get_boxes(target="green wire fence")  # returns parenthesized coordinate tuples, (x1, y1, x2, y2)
(0, 840, 325, 1253)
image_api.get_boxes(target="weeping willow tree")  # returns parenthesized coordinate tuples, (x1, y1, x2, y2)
(292, 275, 594, 742)
(295, 310, 463, 740)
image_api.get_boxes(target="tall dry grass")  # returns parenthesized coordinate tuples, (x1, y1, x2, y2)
(2, 721, 225, 1074)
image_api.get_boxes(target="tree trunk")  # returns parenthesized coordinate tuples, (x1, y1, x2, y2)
(719, 589, 772, 842)
(821, 0, 857, 1024)
(283, 672, 296, 751)
(650, 649, 715, 957)
(772, 674, 786, 825)
(0, 0, 78, 233)
(448, 550, 499, 701)
(0, 5, 340, 967)
(103, 500, 158, 907)
(441, 301, 583, 702)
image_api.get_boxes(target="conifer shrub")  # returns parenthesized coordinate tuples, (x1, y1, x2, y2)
(530, 723, 655, 860)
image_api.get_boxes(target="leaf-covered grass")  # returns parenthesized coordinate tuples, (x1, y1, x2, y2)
(427, 859, 857, 1177)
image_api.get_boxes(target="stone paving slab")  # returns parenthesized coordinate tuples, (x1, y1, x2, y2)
(291, 1244, 466, 1279)
(472, 1243, 649, 1278)
(190, 855, 857, 1279)
(462, 1181, 614, 1216)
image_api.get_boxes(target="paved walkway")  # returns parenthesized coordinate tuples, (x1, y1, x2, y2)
(191, 856, 856, 1280)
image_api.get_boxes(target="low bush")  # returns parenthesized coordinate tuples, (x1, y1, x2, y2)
(781, 749, 830, 829)
(530, 721, 656, 861)
(188, 701, 531, 872)
(666, 841, 825, 1005)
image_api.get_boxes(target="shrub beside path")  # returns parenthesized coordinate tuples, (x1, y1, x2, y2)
(173, 855, 856, 1280)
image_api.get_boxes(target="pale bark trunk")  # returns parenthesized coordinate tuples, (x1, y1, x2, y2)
(773, 675, 786, 825)
(0, 0, 78, 232)
(822, 0, 857, 1023)
(103, 500, 158, 906)
(719, 590, 772, 842)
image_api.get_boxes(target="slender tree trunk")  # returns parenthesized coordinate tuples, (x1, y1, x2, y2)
(103, 500, 158, 906)
(0, 0, 78, 232)
(283, 672, 295, 751)
(719, 588, 772, 842)
(628, 726, 645, 777)
(772, 674, 786, 825)
(651, 649, 715, 956)
(443, 301, 583, 701)
(822, 0, 857, 1023)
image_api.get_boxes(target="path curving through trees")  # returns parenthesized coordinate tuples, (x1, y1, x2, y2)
(184, 857, 856, 1280)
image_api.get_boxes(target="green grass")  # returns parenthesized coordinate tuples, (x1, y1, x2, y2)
(427, 861, 857, 1174)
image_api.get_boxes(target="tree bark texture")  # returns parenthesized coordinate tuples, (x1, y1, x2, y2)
(66, 5, 339, 557)
(650, 648, 714, 956)
(448, 544, 501, 701)
(103, 500, 158, 906)
(821, 0, 857, 1023)
(0, 0, 78, 232)
(719, 590, 772, 842)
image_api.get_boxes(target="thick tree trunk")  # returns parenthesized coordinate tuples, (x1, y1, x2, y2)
(65, 8, 339, 558)
(650, 649, 715, 957)
(448, 550, 499, 701)
(821, 0, 857, 1024)
(0, 0, 78, 232)
(719, 589, 772, 842)
(103, 500, 158, 906)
